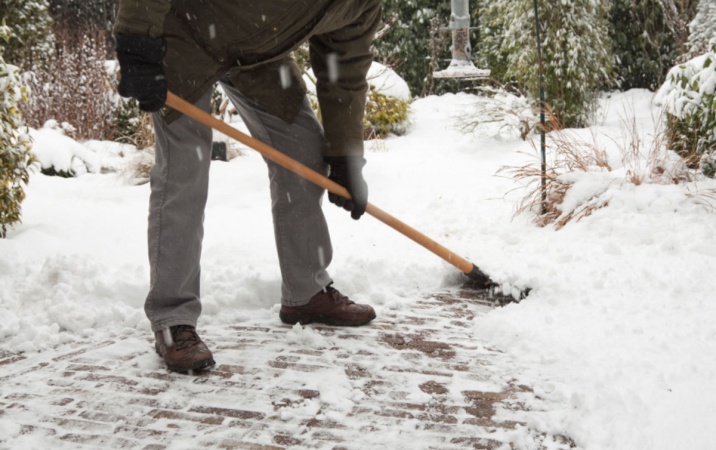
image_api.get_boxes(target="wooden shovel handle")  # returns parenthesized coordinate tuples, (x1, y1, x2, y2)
(165, 91, 476, 275)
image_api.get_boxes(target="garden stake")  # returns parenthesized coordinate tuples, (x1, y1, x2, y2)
(165, 91, 526, 297)
(533, 0, 547, 215)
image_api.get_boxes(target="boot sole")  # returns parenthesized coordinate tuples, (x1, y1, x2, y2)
(280, 311, 377, 327)
(165, 357, 216, 374)
(154, 345, 216, 374)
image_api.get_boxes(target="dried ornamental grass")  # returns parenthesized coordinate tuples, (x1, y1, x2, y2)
(507, 128, 612, 229)
(505, 107, 693, 229)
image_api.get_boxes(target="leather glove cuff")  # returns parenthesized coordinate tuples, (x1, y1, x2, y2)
(115, 34, 166, 65)
(115, 34, 167, 112)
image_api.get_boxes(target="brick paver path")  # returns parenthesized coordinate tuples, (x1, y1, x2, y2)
(0, 290, 573, 449)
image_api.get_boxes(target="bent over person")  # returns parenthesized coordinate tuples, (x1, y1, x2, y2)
(113, 0, 381, 373)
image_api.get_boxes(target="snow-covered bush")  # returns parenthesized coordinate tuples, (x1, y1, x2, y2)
(49, 0, 117, 31)
(481, 0, 615, 128)
(0, 24, 34, 238)
(655, 50, 716, 177)
(686, 0, 716, 58)
(0, 0, 54, 70)
(49, 0, 117, 58)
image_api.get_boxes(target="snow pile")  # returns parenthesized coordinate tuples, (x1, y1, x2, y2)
(1, 89, 716, 450)
(30, 123, 100, 176)
(30, 121, 139, 177)
(458, 90, 536, 140)
(366, 62, 412, 100)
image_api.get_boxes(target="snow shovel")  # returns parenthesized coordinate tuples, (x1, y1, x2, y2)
(165, 91, 526, 298)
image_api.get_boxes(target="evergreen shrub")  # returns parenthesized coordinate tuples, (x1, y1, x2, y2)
(685, 0, 716, 58)
(373, 1, 446, 96)
(0, 0, 54, 70)
(0, 24, 35, 238)
(480, 0, 615, 128)
(363, 87, 410, 139)
(609, 0, 678, 91)
(656, 49, 716, 177)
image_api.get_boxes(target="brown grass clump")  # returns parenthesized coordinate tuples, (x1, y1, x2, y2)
(686, 187, 716, 211)
(611, 109, 692, 187)
(505, 111, 611, 229)
(504, 106, 693, 229)
(114, 108, 155, 150)
(119, 147, 154, 185)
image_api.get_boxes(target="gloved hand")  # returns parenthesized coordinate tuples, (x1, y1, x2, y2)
(325, 156, 368, 220)
(115, 34, 167, 112)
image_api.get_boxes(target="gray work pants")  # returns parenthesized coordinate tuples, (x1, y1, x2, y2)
(146, 82, 333, 332)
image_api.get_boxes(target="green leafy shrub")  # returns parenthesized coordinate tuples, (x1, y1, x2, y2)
(656, 49, 716, 177)
(0, 24, 35, 238)
(363, 87, 410, 139)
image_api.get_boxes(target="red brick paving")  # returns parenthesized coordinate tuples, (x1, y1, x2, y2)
(0, 291, 574, 449)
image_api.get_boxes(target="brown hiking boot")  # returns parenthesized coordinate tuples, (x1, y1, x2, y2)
(279, 285, 376, 326)
(154, 325, 216, 373)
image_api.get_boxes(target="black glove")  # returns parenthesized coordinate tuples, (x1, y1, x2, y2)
(325, 156, 368, 220)
(115, 34, 167, 112)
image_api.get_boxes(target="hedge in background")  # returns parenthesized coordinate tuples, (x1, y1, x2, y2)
(609, 0, 679, 91)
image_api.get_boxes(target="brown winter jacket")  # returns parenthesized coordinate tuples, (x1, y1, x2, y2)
(114, 0, 382, 157)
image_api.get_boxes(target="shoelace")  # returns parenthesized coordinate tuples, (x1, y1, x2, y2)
(171, 325, 200, 349)
(325, 285, 355, 305)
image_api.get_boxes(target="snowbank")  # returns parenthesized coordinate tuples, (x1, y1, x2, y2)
(1, 89, 715, 450)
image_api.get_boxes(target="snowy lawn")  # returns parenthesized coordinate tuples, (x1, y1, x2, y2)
(1, 89, 715, 449)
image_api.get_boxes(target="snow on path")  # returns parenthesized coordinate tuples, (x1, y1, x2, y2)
(0, 293, 572, 450)
(1, 90, 715, 449)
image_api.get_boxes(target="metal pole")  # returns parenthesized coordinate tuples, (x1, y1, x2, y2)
(532, 0, 547, 215)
